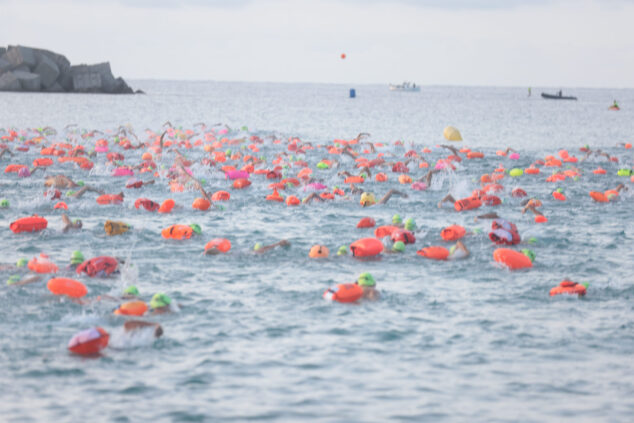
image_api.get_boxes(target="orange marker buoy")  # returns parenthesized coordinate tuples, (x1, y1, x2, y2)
(192, 197, 211, 211)
(589, 191, 608, 203)
(323, 283, 363, 303)
(204, 238, 231, 254)
(68, 327, 109, 356)
(309, 245, 329, 258)
(493, 248, 533, 270)
(47, 277, 87, 298)
(534, 215, 548, 223)
(550, 280, 586, 296)
(356, 217, 376, 228)
(286, 195, 300, 206)
(440, 225, 466, 241)
(158, 198, 175, 213)
(10, 215, 48, 233)
(417, 246, 449, 260)
(114, 301, 148, 316)
(211, 191, 230, 201)
(350, 238, 383, 257)
(233, 178, 251, 189)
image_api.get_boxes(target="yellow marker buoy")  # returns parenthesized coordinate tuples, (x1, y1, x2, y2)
(443, 126, 462, 141)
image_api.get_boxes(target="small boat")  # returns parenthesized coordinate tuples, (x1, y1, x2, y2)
(389, 82, 420, 92)
(609, 105, 620, 111)
(541, 92, 577, 100)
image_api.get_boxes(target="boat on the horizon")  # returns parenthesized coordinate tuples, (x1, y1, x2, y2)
(389, 82, 420, 92)
(541, 91, 577, 100)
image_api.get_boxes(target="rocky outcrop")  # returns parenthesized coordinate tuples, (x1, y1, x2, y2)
(0, 45, 136, 94)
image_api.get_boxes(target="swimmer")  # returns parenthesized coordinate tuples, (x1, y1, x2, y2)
(93, 285, 140, 303)
(357, 272, 380, 301)
(66, 185, 105, 199)
(437, 194, 459, 208)
(7, 274, 42, 286)
(254, 239, 290, 253)
(61, 214, 83, 232)
(68, 250, 84, 269)
(360, 189, 408, 207)
(44, 174, 80, 189)
(392, 214, 404, 228)
(474, 212, 500, 221)
(123, 320, 163, 338)
(448, 240, 470, 260)
(150, 293, 175, 315)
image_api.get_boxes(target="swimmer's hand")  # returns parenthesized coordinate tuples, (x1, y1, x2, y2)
(278, 240, 290, 248)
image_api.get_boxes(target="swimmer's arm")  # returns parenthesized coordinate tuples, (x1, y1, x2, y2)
(474, 212, 499, 221)
(523, 205, 543, 216)
(440, 144, 460, 156)
(438, 194, 456, 208)
(379, 189, 407, 204)
(11, 275, 42, 286)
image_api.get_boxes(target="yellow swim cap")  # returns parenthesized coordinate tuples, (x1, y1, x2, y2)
(360, 192, 376, 207)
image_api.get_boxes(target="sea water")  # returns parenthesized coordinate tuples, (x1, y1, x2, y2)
(0, 82, 633, 422)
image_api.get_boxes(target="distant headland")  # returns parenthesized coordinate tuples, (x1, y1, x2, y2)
(0, 45, 141, 94)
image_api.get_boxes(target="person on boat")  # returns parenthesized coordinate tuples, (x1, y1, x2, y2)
(254, 239, 290, 253)
(558, 90, 562, 97)
(528, 87, 532, 97)
(613, 100, 619, 108)
(360, 189, 408, 207)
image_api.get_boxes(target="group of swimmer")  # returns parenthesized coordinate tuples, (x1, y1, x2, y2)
(1, 122, 633, 352)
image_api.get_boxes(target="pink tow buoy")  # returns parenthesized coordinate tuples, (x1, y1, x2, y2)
(112, 167, 134, 177)
(411, 181, 427, 191)
(304, 182, 327, 192)
(509, 153, 520, 160)
(225, 170, 250, 180)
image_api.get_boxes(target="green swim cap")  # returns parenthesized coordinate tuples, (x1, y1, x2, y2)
(0, 199, 9, 208)
(337, 245, 348, 256)
(521, 249, 536, 263)
(581, 282, 590, 288)
(254, 242, 262, 251)
(66, 190, 76, 196)
(7, 275, 20, 285)
(528, 237, 538, 244)
(200, 178, 206, 185)
(77, 180, 84, 187)
(617, 169, 632, 177)
(404, 218, 416, 231)
(556, 187, 563, 193)
(392, 241, 405, 252)
(123, 285, 139, 296)
(189, 223, 202, 235)
(16, 258, 27, 268)
(317, 162, 329, 169)
(225, 149, 232, 156)
(357, 272, 376, 287)
(392, 214, 402, 224)
(472, 228, 483, 234)
(150, 293, 172, 309)
(70, 250, 84, 265)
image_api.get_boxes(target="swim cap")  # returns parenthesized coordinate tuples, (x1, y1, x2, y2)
(392, 214, 402, 224)
(16, 258, 27, 268)
(472, 228, 482, 234)
(556, 187, 563, 193)
(189, 223, 202, 235)
(404, 218, 416, 231)
(357, 272, 376, 287)
(337, 246, 348, 256)
(581, 282, 590, 288)
(123, 285, 139, 296)
(70, 250, 84, 265)
(0, 199, 9, 208)
(392, 241, 405, 252)
(528, 237, 538, 244)
(521, 249, 536, 263)
(254, 242, 262, 251)
(66, 190, 76, 196)
(200, 178, 206, 185)
(77, 180, 84, 187)
(73, 219, 82, 226)
(360, 192, 376, 207)
(7, 275, 20, 285)
(150, 293, 172, 309)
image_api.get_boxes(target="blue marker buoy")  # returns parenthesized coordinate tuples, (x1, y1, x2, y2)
(349, 88, 356, 98)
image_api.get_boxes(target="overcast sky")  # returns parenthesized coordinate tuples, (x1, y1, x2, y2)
(2, 0, 634, 87)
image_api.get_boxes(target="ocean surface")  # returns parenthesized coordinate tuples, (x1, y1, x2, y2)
(0, 81, 633, 422)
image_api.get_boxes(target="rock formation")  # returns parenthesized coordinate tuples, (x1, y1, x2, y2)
(0, 45, 136, 94)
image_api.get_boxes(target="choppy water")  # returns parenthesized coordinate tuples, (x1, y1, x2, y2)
(1, 82, 633, 422)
